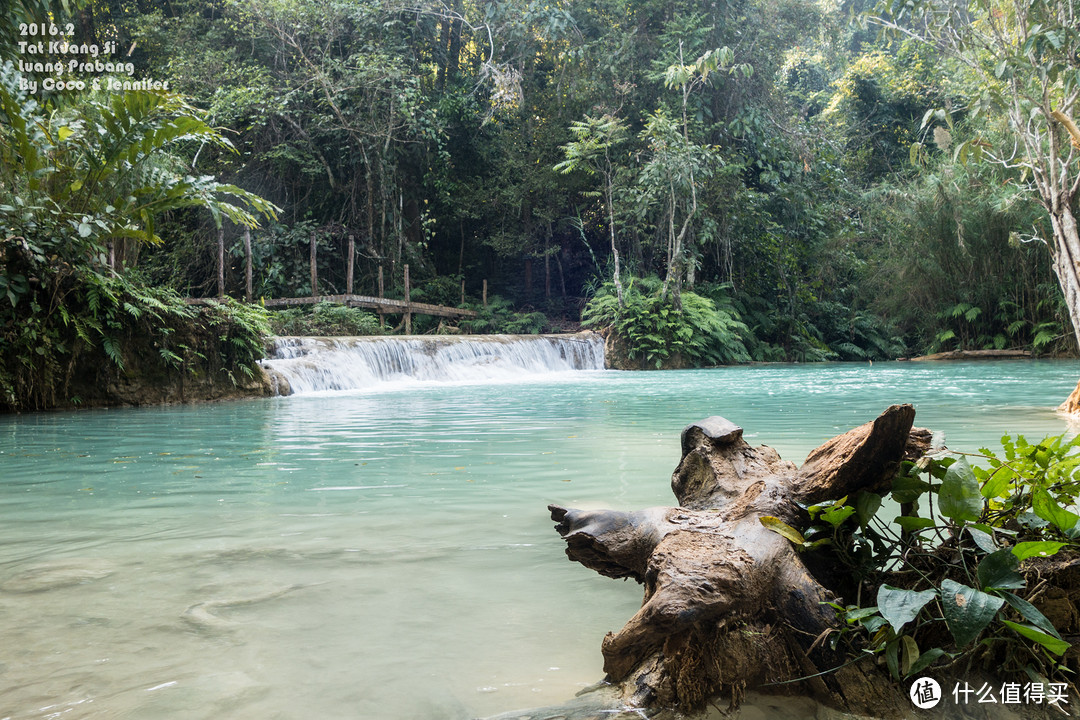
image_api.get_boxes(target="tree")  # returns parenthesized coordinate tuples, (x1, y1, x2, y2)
(555, 113, 630, 307)
(642, 45, 744, 307)
(873, 0, 1080, 349)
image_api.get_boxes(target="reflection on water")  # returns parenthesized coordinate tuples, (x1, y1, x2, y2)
(0, 360, 1076, 718)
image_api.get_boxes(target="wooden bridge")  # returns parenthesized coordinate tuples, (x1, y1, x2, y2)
(200, 226, 484, 332)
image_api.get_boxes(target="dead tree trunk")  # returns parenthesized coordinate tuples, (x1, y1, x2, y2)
(549, 404, 932, 715)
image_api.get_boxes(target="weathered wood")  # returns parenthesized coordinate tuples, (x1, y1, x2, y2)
(1060, 378, 1080, 416)
(378, 265, 385, 328)
(404, 263, 411, 335)
(346, 234, 355, 295)
(549, 405, 930, 716)
(309, 230, 317, 298)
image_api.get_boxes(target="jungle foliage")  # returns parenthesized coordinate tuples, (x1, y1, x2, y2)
(768, 433, 1080, 692)
(2, 0, 1077, 410)
(0, 3, 276, 410)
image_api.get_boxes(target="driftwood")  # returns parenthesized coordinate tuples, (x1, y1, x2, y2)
(548, 404, 933, 716)
(1060, 378, 1080, 417)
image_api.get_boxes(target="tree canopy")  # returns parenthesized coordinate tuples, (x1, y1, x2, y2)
(1, 0, 1075, 407)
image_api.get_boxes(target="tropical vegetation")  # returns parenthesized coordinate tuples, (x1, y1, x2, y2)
(2, 0, 1078, 410)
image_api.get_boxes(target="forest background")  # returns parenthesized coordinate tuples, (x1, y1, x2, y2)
(2, 0, 1077, 410)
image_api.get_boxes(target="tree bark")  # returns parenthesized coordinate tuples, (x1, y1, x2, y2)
(244, 227, 253, 302)
(604, 175, 624, 308)
(548, 405, 932, 715)
(217, 226, 225, 298)
(1049, 204, 1080, 352)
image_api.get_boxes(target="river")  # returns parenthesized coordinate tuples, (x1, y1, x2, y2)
(0, 343, 1076, 719)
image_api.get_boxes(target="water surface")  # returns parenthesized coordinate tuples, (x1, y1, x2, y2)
(0, 360, 1076, 718)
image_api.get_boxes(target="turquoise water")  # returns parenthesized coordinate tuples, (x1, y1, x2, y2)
(0, 360, 1077, 719)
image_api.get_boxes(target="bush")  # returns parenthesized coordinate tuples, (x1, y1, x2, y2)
(267, 302, 381, 336)
(777, 434, 1080, 688)
(582, 276, 750, 368)
(459, 296, 548, 334)
(0, 269, 270, 411)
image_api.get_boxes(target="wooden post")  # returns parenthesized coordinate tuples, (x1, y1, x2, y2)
(310, 230, 318, 298)
(404, 263, 411, 335)
(482, 279, 488, 308)
(545, 237, 551, 301)
(378, 265, 385, 329)
(346, 234, 355, 295)
(244, 226, 253, 302)
(217, 226, 225, 298)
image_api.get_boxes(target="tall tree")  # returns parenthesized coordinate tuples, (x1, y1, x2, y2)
(555, 114, 630, 307)
(874, 0, 1080, 348)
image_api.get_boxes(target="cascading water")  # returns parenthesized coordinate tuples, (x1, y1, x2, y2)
(260, 331, 606, 394)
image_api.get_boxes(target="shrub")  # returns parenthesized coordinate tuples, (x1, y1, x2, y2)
(267, 302, 381, 336)
(459, 296, 548, 335)
(582, 276, 750, 368)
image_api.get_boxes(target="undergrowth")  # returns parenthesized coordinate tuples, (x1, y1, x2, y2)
(765, 433, 1080, 691)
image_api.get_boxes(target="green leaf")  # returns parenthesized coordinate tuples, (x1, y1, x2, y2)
(759, 516, 805, 545)
(890, 474, 929, 503)
(856, 492, 882, 528)
(821, 504, 856, 527)
(885, 637, 900, 680)
(941, 578, 1003, 647)
(1011, 541, 1068, 561)
(845, 606, 880, 622)
(966, 526, 997, 554)
(877, 585, 937, 634)
(938, 456, 982, 522)
(1001, 592, 1061, 639)
(894, 516, 935, 532)
(862, 615, 888, 633)
(900, 635, 919, 676)
(980, 466, 1015, 499)
(1032, 489, 1080, 534)
(1002, 620, 1070, 656)
(977, 549, 1026, 590)
(908, 647, 947, 676)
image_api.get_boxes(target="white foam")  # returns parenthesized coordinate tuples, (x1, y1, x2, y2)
(261, 333, 605, 395)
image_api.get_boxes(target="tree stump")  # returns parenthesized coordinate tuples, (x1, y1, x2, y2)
(549, 404, 933, 716)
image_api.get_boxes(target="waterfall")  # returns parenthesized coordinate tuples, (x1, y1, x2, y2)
(260, 331, 606, 395)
